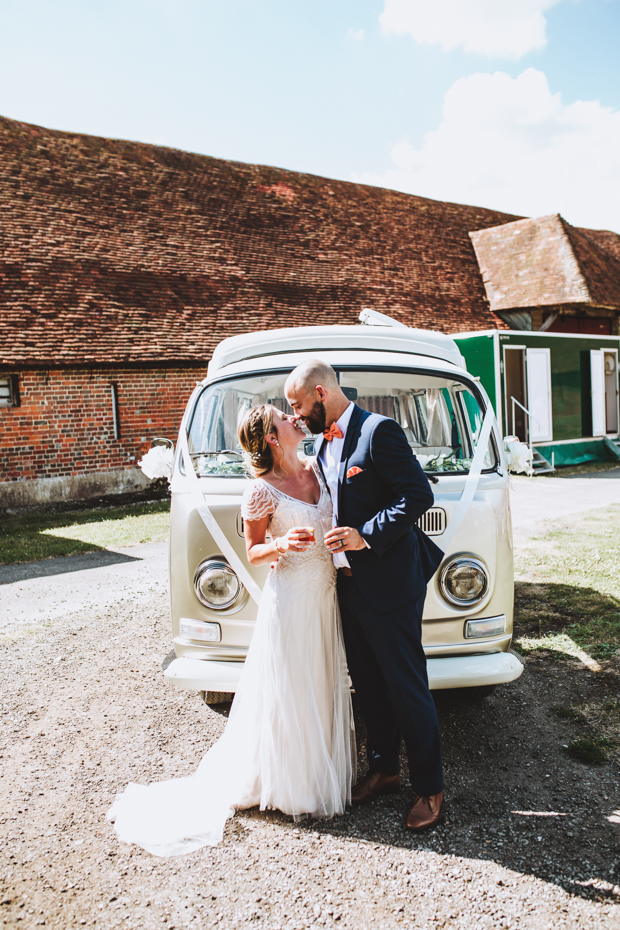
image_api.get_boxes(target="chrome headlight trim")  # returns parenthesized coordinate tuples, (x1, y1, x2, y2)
(193, 559, 242, 611)
(439, 556, 489, 608)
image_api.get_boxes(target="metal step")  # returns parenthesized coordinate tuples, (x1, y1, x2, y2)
(603, 437, 620, 461)
(531, 450, 555, 476)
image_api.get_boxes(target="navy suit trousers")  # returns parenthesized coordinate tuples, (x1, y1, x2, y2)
(337, 573, 443, 797)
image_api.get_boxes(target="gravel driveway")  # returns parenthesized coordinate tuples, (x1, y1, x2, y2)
(1, 476, 619, 929)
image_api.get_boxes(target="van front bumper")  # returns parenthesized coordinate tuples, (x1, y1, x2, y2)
(164, 650, 523, 693)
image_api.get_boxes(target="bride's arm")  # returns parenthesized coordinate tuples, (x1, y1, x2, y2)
(245, 515, 282, 566)
(245, 517, 313, 566)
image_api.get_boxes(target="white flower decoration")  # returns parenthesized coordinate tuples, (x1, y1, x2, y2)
(139, 445, 174, 480)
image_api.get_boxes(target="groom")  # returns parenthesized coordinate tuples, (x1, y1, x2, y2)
(285, 359, 445, 831)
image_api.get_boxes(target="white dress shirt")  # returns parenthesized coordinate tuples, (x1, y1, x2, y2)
(319, 402, 355, 568)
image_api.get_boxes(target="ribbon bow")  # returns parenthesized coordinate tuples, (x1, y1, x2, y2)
(323, 422, 344, 442)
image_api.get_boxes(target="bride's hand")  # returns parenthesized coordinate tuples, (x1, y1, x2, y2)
(276, 526, 315, 553)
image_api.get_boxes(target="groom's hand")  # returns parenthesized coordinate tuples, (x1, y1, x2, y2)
(325, 526, 367, 552)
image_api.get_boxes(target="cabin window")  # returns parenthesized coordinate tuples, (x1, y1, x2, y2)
(0, 375, 20, 408)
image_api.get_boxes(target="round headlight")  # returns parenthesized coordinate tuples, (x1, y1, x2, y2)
(194, 560, 241, 610)
(440, 557, 488, 607)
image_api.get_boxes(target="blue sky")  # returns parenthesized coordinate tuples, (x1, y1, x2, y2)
(0, 0, 618, 230)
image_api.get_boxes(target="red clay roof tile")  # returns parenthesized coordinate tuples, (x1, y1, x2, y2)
(0, 116, 519, 367)
(469, 214, 620, 313)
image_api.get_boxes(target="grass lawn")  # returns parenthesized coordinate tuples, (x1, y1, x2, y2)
(513, 502, 620, 662)
(0, 501, 170, 565)
(513, 502, 620, 763)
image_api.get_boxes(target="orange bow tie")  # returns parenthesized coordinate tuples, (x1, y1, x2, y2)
(323, 422, 344, 442)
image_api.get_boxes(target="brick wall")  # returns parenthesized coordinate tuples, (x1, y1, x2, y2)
(0, 366, 205, 484)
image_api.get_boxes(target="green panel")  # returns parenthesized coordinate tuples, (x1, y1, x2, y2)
(453, 335, 497, 410)
(535, 438, 620, 467)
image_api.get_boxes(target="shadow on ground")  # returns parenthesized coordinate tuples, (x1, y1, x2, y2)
(0, 549, 142, 585)
(239, 646, 620, 906)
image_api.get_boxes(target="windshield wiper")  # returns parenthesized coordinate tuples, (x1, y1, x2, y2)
(190, 450, 244, 458)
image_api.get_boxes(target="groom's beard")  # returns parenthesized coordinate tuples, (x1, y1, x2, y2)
(303, 400, 327, 435)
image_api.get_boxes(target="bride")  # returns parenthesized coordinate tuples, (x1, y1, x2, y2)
(107, 404, 355, 856)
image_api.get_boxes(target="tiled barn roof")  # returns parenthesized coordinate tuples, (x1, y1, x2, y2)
(469, 214, 620, 313)
(0, 116, 522, 368)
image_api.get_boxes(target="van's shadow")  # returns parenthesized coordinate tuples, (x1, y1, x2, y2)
(312, 650, 620, 904)
(237, 647, 619, 904)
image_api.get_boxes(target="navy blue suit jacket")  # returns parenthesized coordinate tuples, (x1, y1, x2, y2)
(315, 405, 443, 614)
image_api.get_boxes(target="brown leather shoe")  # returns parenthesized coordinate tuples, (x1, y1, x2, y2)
(351, 772, 401, 805)
(405, 792, 444, 831)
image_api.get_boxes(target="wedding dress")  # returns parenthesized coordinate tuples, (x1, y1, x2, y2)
(107, 461, 355, 856)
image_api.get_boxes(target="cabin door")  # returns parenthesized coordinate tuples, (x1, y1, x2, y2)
(526, 348, 553, 443)
(591, 350, 606, 436)
(593, 349, 619, 436)
(605, 350, 619, 434)
(503, 346, 527, 441)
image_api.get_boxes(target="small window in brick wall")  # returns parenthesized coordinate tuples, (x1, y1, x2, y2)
(0, 374, 20, 408)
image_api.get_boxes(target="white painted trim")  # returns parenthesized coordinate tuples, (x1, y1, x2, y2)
(493, 331, 503, 436)
(456, 329, 620, 343)
(532, 436, 613, 446)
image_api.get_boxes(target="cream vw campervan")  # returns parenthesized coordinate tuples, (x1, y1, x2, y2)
(164, 312, 522, 701)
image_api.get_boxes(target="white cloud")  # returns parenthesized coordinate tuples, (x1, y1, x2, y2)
(346, 27, 364, 41)
(380, 0, 564, 60)
(352, 68, 620, 232)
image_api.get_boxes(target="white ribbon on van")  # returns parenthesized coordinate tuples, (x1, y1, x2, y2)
(438, 406, 495, 553)
(178, 427, 263, 606)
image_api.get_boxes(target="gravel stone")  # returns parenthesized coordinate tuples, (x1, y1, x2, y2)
(1, 534, 619, 928)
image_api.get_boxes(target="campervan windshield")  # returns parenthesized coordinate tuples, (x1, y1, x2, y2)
(187, 369, 496, 477)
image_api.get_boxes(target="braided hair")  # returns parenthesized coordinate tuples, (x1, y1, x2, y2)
(238, 405, 277, 477)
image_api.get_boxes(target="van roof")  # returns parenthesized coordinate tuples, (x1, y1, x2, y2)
(208, 325, 466, 376)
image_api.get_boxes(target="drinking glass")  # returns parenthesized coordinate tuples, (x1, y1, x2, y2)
(289, 508, 316, 549)
(315, 514, 334, 547)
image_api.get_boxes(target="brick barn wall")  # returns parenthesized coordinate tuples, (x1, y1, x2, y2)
(0, 366, 205, 484)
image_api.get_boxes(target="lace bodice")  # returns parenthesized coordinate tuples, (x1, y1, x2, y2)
(241, 461, 335, 583)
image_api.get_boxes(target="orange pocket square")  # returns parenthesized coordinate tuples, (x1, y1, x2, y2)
(347, 466, 363, 478)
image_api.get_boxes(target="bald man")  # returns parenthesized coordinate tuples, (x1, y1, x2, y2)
(285, 359, 445, 832)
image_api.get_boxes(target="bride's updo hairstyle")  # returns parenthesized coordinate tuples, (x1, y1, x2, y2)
(238, 405, 277, 477)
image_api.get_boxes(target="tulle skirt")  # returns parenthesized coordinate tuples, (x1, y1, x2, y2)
(107, 563, 355, 856)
